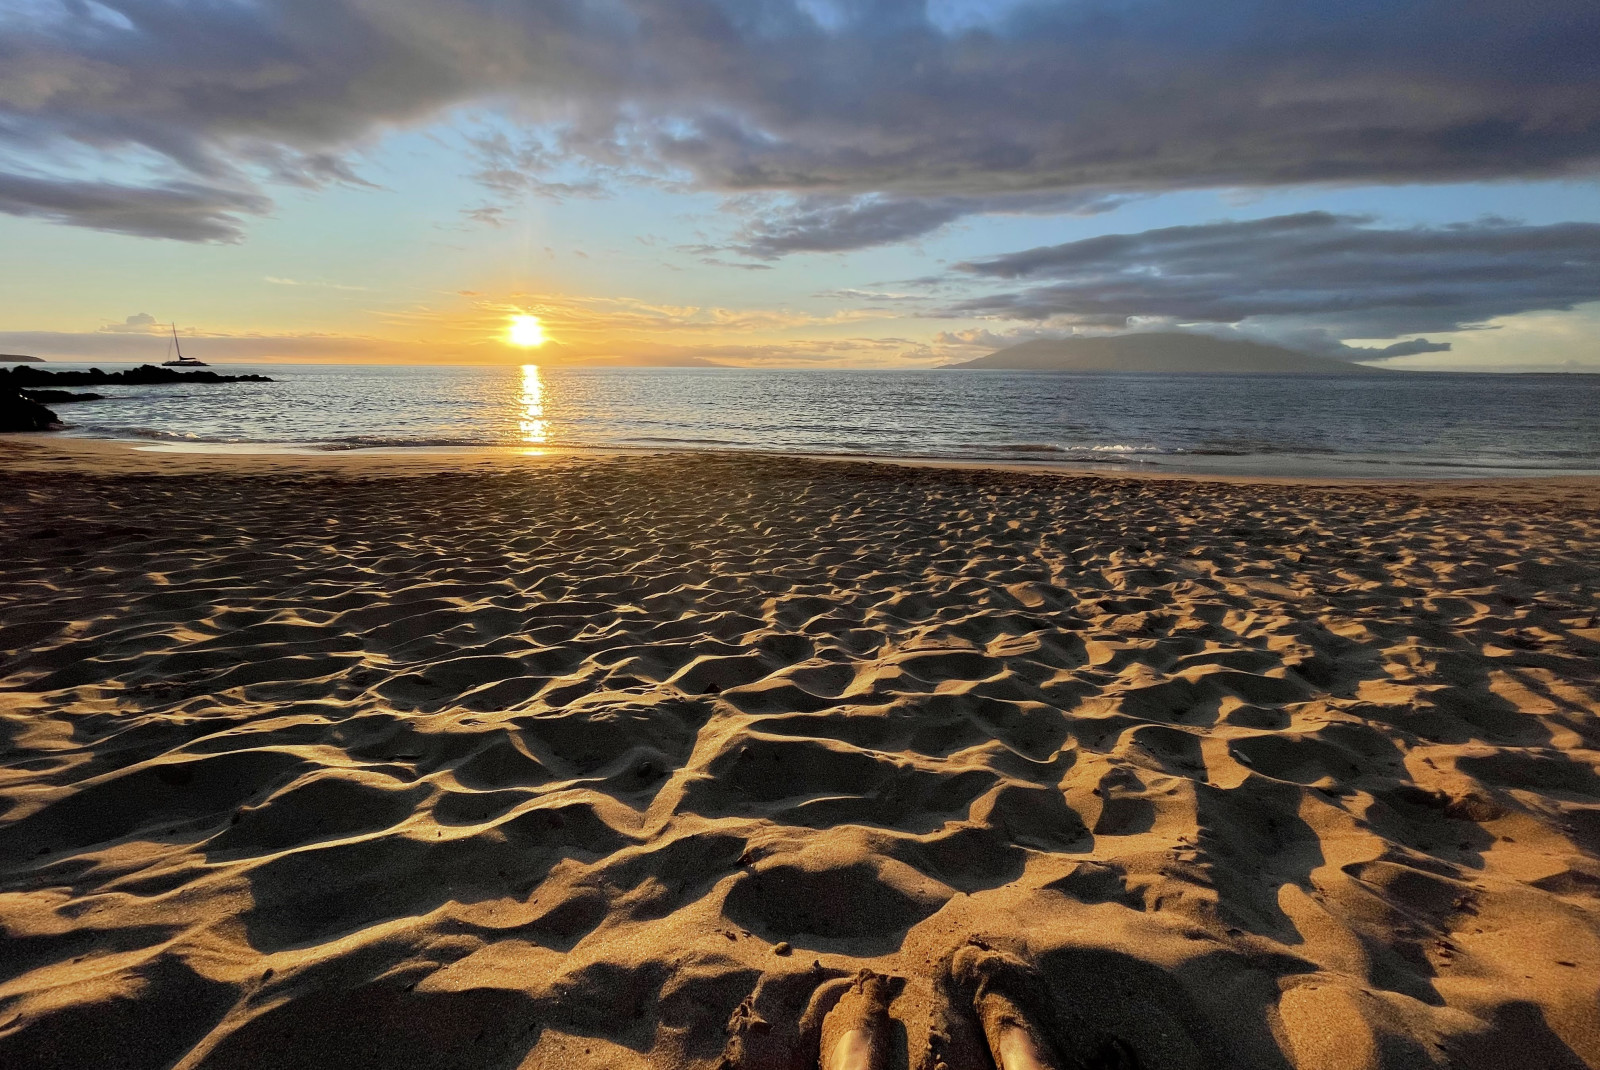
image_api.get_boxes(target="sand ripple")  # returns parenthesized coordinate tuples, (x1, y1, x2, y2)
(1, 455, 1598, 1068)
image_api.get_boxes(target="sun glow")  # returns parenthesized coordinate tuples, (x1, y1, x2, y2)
(519, 364, 548, 447)
(509, 314, 545, 348)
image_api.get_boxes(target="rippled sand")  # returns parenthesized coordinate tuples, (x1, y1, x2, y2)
(1, 440, 1597, 1069)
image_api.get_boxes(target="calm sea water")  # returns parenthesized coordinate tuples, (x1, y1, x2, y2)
(17, 362, 1600, 477)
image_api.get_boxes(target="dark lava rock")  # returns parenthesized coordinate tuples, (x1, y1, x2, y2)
(0, 390, 59, 432)
(1, 364, 273, 387)
(20, 389, 105, 404)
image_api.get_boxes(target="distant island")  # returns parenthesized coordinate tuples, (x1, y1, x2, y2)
(946, 332, 1383, 374)
(0, 354, 43, 363)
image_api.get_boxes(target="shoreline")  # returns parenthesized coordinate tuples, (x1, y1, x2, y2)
(10, 433, 1600, 492)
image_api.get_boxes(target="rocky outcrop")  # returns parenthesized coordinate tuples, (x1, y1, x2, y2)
(0, 364, 272, 433)
(21, 389, 105, 404)
(0, 389, 59, 432)
(1, 364, 272, 387)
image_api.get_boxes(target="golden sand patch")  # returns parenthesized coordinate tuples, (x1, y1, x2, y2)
(0, 450, 1596, 1068)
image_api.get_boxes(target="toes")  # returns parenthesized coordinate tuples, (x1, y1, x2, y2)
(799, 976, 859, 1044)
(855, 969, 901, 1012)
(945, 940, 1072, 1070)
(951, 940, 1049, 1007)
(817, 971, 903, 1070)
(976, 989, 1063, 1070)
(925, 945, 1004, 1070)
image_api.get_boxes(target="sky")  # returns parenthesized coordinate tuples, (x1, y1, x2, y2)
(1, 0, 1598, 369)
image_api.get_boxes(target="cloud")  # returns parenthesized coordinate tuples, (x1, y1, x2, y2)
(1157, 324, 1455, 361)
(733, 195, 974, 257)
(102, 312, 159, 333)
(0, 308, 930, 366)
(460, 204, 510, 227)
(455, 127, 612, 226)
(696, 256, 775, 271)
(264, 276, 371, 291)
(1350, 337, 1454, 358)
(818, 287, 920, 303)
(931, 325, 1077, 351)
(461, 130, 607, 199)
(723, 191, 1125, 258)
(946, 213, 1600, 339)
(0, 171, 269, 241)
(0, 329, 405, 363)
(2, 0, 1598, 240)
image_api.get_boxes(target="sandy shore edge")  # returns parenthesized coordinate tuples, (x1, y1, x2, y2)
(8, 434, 1600, 505)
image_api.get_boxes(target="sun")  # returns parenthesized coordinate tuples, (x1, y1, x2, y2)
(508, 314, 545, 348)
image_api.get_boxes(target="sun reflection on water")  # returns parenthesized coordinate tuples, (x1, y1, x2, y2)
(519, 364, 548, 447)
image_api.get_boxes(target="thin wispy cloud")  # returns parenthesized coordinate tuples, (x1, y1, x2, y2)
(264, 277, 372, 291)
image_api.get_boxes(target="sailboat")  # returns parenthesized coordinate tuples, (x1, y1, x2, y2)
(161, 323, 208, 367)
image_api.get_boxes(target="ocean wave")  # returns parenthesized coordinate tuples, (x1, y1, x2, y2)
(316, 436, 498, 451)
(73, 426, 226, 442)
(620, 435, 747, 447)
(982, 442, 1165, 456)
(991, 443, 1069, 453)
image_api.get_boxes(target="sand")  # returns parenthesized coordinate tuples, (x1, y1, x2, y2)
(0, 436, 1597, 1070)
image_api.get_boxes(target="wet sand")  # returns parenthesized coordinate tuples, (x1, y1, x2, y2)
(1, 437, 1598, 1069)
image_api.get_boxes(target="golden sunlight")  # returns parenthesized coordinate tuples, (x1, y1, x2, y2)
(519, 364, 548, 446)
(509, 314, 545, 347)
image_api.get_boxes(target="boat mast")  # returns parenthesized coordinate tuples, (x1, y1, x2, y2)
(171, 322, 183, 360)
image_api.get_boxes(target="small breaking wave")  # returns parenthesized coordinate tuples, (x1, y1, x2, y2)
(73, 425, 231, 443)
(983, 442, 1165, 456)
(317, 436, 498, 451)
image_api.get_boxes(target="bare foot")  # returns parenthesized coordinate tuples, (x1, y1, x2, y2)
(818, 970, 899, 1070)
(947, 940, 1137, 1070)
(973, 990, 1058, 1070)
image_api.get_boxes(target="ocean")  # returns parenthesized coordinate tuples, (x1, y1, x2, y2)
(16, 361, 1600, 477)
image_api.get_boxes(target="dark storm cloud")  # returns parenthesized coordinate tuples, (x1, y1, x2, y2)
(2, 0, 1599, 241)
(0, 170, 270, 241)
(946, 213, 1600, 338)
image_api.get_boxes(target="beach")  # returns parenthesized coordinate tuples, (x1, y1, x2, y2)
(1, 436, 1597, 1069)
